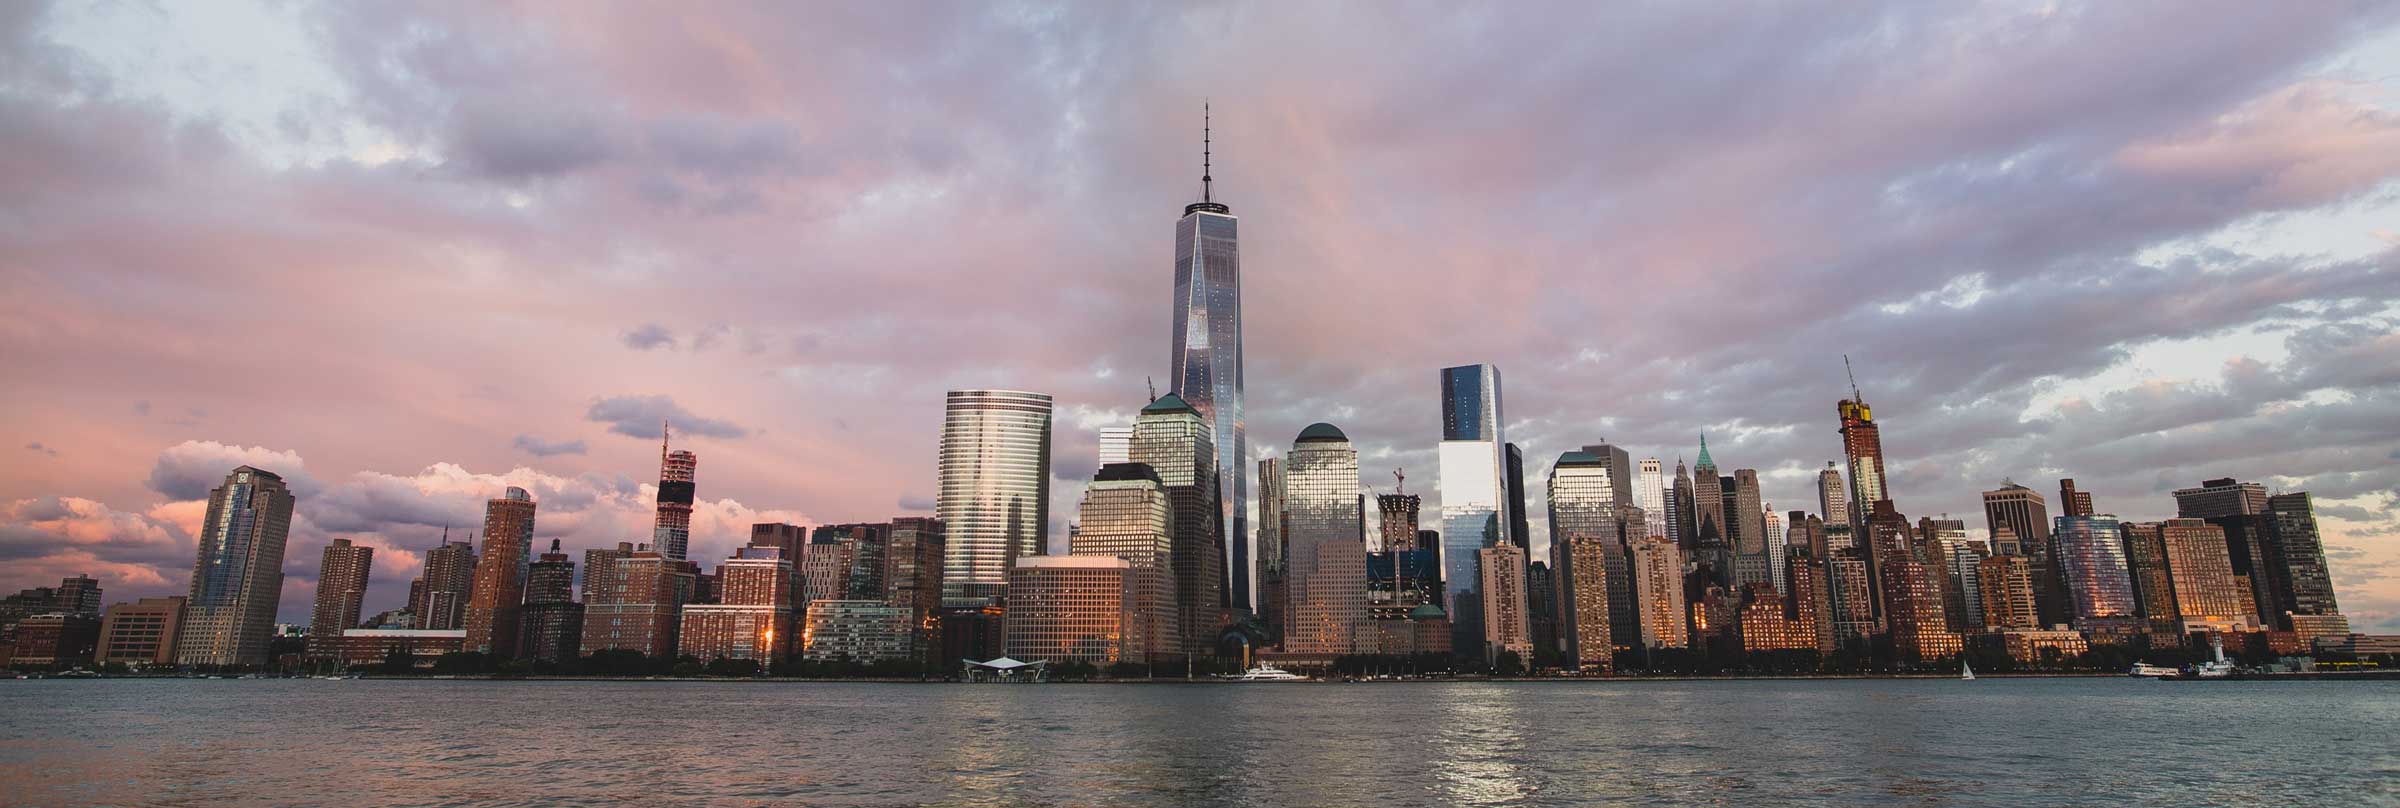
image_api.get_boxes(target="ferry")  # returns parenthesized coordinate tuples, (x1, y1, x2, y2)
(2127, 662, 2178, 678)
(1225, 665, 1311, 682)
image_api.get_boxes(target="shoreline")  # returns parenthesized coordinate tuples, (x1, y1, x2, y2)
(24, 670, 2395, 683)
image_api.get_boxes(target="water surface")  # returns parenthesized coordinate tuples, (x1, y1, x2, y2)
(1, 678, 2392, 806)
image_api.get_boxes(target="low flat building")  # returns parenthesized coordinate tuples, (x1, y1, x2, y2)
(321, 628, 467, 669)
(8, 613, 101, 667)
(2313, 633, 2400, 657)
(98, 596, 186, 667)
(1003, 556, 1134, 665)
(2000, 629, 2089, 665)
(802, 600, 914, 664)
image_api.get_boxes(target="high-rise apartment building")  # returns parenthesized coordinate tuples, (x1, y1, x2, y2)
(462, 487, 537, 658)
(2264, 493, 2342, 627)
(579, 548, 693, 658)
(2119, 521, 2183, 637)
(1825, 552, 1877, 640)
(1168, 110, 1249, 611)
(679, 546, 795, 662)
(178, 466, 295, 667)
(1130, 393, 1221, 651)
(519, 539, 584, 663)
(1632, 536, 1688, 650)
(1438, 363, 1506, 654)
(1836, 391, 1888, 527)
(1978, 554, 2040, 631)
(2172, 477, 2269, 520)
(1284, 423, 1368, 656)
(1068, 462, 1182, 662)
(412, 537, 475, 630)
(2058, 478, 2094, 517)
(1003, 555, 1136, 664)
(2158, 518, 2253, 634)
(884, 517, 946, 663)
(2052, 515, 2138, 631)
(1479, 543, 1532, 663)
(936, 389, 1053, 606)
(802, 600, 916, 663)
(307, 538, 374, 657)
(1561, 534, 1613, 672)
(653, 427, 698, 560)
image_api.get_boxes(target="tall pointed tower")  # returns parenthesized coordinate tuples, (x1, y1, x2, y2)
(1169, 103, 1249, 612)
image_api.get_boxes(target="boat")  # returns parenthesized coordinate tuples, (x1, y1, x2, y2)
(2127, 662, 2177, 678)
(1961, 661, 1975, 680)
(1224, 664, 1311, 682)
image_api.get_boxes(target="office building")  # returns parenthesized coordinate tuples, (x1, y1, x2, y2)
(1068, 462, 1181, 661)
(884, 516, 946, 663)
(1689, 439, 1727, 584)
(1632, 536, 1687, 650)
(1002, 556, 1135, 664)
(1635, 458, 1666, 539)
(936, 389, 1053, 605)
(1284, 423, 1369, 656)
(98, 596, 185, 667)
(1438, 364, 1508, 652)
(1545, 446, 1629, 666)
(1731, 469, 1768, 588)
(1130, 393, 1222, 651)
(2119, 521, 2183, 637)
(803, 600, 916, 663)
(1098, 425, 1133, 465)
(1167, 113, 1250, 611)
(177, 466, 295, 667)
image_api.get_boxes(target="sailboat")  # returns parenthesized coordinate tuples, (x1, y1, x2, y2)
(1961, 660, 1976, 680)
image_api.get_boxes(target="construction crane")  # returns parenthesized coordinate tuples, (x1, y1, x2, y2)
(1393, 467, 1406, 494)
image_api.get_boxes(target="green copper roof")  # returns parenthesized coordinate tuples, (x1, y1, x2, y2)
(1408, 603, 1447, 619)
(1555, 450, 1603, 466)
(1142, 392, 1196, 414)
(1296, 422, 1347, 442)
(1695, 435, 1714, 468)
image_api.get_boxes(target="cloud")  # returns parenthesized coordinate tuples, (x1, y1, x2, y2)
(585, 395, 748, 440)
(511, 434, 588, 457)
(24, 442, 57, 457)
(620, 323, 676, 351)
(145, 441, 317, 500)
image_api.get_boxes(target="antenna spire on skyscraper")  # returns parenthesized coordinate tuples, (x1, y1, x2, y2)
(1202, 101, 1213, 203)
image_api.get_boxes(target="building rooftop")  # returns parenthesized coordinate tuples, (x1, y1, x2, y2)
(1296, 422, 1347, 443)
(1141, 393, 1196, 414)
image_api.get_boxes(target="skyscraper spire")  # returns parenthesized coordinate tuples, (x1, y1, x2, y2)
(1696, 435, 1713, 469)
(1202, 101, 1213, 203)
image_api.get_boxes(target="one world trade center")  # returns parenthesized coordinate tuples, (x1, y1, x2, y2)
(1170, 104, 1249, 613)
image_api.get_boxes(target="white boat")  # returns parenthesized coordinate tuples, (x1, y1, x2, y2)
(1225, 665, 1311, 682)
(1961, 661, 1975, 680)
(2127, 663, 2177, 678)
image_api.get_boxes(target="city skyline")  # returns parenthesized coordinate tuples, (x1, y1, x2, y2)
(3, 3, 2400, 638)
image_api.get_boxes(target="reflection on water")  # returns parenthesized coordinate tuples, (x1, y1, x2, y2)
(0, 679, 2393, 807)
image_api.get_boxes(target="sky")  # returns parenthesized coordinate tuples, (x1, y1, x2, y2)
(2, 1, 2397, 631)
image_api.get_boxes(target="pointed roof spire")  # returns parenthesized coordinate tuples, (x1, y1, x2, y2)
(1696, 435, 1714, 469)
(1184, 102, 1230, 216)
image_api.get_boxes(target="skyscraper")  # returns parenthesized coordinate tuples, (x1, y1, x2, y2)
(2119, 521, 2183, 637)
(1670, 459, 1695, 549)
(1168, 106, 1249, 612)
(1817, 462, 1850, 532)
(1983, 481, 2063, 626)
(1503, 443, 1531, 552)
(1097, 425, 1134, 465)
(1069, 462, 1182, 662)
(307, 538, 374, 657)
(1978, 554, 2040, 631)
(2058, 478, 2094, 517)
(412, 536, 475, 631)
(1255, 456, 1287, 636)
(1546, 447, 1628, 669)
(1836, 378, 1888, 526)
(462, 487, 536, 658)
(1479, 543, 1533, 663)
(1635, 458, 1666, 539)
(1377, 493, 1422, 552)
(1130, 393, 1221, 651)
(1731, 469, 1768, 588)
(1438, 363, 1506, 654)
(884, 517, 947, 663)
(1632, 536, 1688, 650)
(178, 466, 295, 667)
(1689, 438, 1728, 584)
(654, 425, 698, 560)
(1283, 423, 1368, 656)
(936, 389, 1053, 605)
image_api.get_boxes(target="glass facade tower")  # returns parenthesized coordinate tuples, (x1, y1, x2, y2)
(1169, 108, 1249, 612)
(1438, 363, 1506, 654)
(937, 389, 1053, 605)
